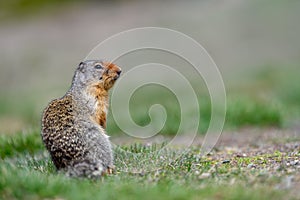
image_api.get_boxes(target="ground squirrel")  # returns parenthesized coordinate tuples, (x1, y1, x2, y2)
(41, 60, 121, 178)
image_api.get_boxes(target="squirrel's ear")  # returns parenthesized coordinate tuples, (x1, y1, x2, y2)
(78, 62, 86, 72)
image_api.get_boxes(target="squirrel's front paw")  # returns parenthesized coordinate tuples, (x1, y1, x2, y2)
(102, 165, 115, 176)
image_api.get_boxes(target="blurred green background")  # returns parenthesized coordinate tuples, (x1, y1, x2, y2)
(0, 0, 300, 135)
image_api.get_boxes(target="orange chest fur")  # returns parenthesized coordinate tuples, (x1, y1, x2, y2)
(87, 83, 109, 129)
(94, 100, 108, 129)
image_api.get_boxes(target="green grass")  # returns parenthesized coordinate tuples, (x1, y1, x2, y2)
(107, 93, 283, 135)
(0, 130, 43, 159)
(0, 163, 285, 200)
(0, 166, 285, 200)
(0, 132, 293, 200)
(225, 95, 283, 128)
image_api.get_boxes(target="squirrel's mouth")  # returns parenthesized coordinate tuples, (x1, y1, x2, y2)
(100, 72, 120, 81)
(113, 74, 120, 81)
(103, 74, 120, 90)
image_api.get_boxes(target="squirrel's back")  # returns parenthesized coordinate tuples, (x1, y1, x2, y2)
(41, 95, 86, 169)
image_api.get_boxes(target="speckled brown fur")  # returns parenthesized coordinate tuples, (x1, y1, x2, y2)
(42, 95, 85, 169)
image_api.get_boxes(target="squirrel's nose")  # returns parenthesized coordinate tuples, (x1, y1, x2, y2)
(117, 70, 122, 76)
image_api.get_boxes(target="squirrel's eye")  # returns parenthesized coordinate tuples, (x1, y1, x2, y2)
(94, 64, 102, 69)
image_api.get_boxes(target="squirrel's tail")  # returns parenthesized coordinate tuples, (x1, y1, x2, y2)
(65, 159, 104, 179)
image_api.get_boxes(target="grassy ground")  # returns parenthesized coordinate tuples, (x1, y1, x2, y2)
(1, 130, 299, 199)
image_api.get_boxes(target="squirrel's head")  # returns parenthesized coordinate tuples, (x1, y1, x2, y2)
(73, 60, 122, 91)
